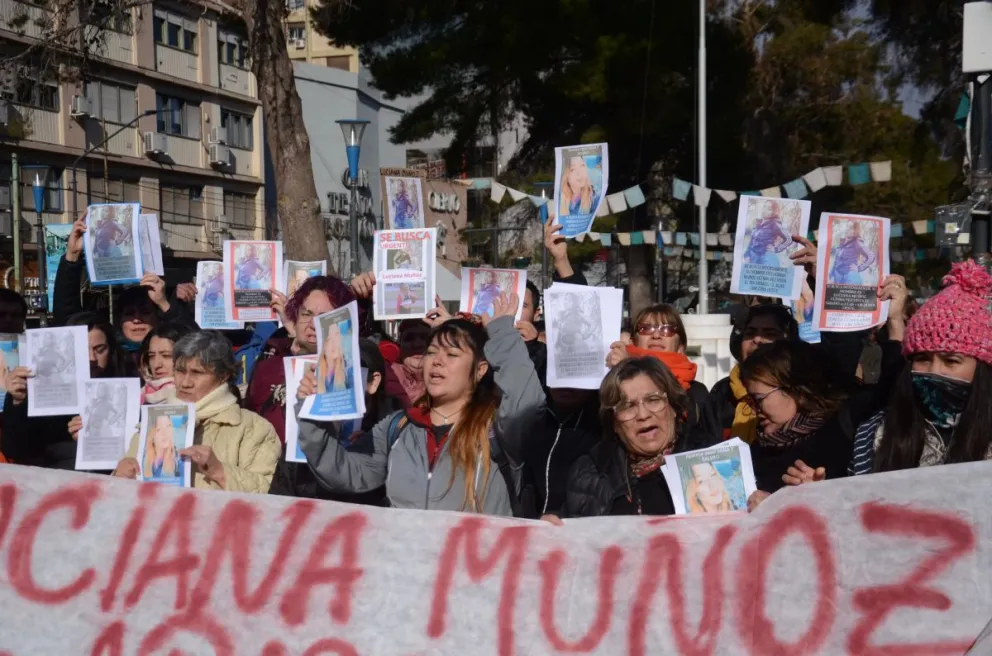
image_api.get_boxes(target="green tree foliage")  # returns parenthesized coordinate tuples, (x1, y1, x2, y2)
(315, 0, 964, 291)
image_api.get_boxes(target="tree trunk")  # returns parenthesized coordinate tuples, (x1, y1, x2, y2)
(240, 0, 330, 267)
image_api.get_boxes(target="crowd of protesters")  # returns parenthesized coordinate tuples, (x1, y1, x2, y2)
(2, 211, 990, 523)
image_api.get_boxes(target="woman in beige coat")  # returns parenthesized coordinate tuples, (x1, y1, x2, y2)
(114, 330, 281, 493)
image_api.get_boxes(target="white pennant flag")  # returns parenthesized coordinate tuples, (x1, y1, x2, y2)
(507, 187, 527, 202)
(760, 186, 782, 198)
(870, 160, 893, 182)
(692, 186, 712, 208)
(491, 182, 507, 203)
(823, 166, 844, 186)
(606, 192, 628, 214)
(714, 189, 738, 203)
(803, 168, 828, 193)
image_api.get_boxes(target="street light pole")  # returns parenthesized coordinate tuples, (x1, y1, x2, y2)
(32, 174, 47, 326)
(697, 0, 709, 314)
(336, 119, 370, 278)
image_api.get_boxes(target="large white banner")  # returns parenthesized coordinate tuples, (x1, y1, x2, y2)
(0, 462, 990, 655)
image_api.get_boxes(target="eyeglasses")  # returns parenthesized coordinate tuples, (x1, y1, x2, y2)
(744, 387, 782, 411)
(614, 393, 669, 421)
(636, 323, 678, 337)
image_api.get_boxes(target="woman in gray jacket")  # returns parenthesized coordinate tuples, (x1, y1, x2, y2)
(296, 292, 545, 516)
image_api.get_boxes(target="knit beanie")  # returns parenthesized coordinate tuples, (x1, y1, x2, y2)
(902, 260, 992, 365)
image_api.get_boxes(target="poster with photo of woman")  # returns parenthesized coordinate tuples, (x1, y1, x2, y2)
(83, 203, 143, 285)
(0, 333, 18, 408)
(75, 378, 140, 471)
(195, 261, 244, 330)
(283, 260, 327, 298)
(222, 240, 284, 322)
(661, 438, 757, 515)
(299, 301, 366, 422)
(137, 404, 195, 487)
(24, 326, 90, 417)
(553, 143, 609, 238)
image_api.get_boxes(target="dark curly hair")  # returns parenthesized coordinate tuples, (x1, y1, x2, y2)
(284, 275, 356, 323)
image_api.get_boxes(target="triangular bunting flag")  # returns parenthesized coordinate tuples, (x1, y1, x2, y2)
(705, 234, 718, 247)
(660, 231, 672, 245)
(714, 189, 738, 203)
(471, 178, 493, 190)
(823, 166, 844, 186)
(491, 182, 507, 203)
(529, 195, 548, 208)
(587, 231, 600, 241)
(574, 232, 586, 243)
(803, 168, 828, 193)
(912, 220, 929, 234)
(630, 231, 645, 246)
(623, 185, 646, 208)
(676, 233, 688, 246)
(718, 234, 733, 247)
(891, 224, 903, 238)
(760, 186, 782, 198)
(643, 230, 657, 245)
(784, 178, 808, 199)
(596, 200, 611, 217)
(673, 178, 691, 201)
(870, 161, 892, 182)
(617, 232, 632, 246)
(600, 233, 612, 247)
(689, 233, 700, 246)
(607, 192, 628, 214)
(507, 188, 527, 202)
(848, 163, 871, 186)
(693, 186, 712, 208)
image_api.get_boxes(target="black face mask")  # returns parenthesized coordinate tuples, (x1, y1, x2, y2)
(911, 372, 972, 429)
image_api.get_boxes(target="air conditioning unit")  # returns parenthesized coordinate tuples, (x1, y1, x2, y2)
(143, 132, 168, 156)
(209, 144, 231, 167)
(70, 95, 93, 118)
(294, 39, 306, 49)
(208, 126, 227, 144)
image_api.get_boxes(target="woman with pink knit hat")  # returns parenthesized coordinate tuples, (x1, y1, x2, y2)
(848, 260, 992, 474)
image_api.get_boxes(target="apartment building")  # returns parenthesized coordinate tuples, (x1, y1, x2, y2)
(0, 0, 265, 296)
(283, 0, 358, 72)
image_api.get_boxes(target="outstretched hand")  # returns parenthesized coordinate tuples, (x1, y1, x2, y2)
(423, 296, 452, 329)
(789, 234, 817, 277)
(483, 292, 520, 327)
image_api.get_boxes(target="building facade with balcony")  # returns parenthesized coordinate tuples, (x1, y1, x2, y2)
(0, 0, 266, 297)
(282, 0, 358, 72)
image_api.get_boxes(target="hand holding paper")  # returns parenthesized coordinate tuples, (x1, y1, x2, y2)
(65, 216, 87, 263)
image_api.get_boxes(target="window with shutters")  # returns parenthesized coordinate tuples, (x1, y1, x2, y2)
(7, 66, 58, 111)
(220, 109, 253, 150)
(160, 184, 203, 225)
(83, 0, 132, 34)
(155, 93, 200, 139)
(154, 9, 197, 53)
(218, 30, 248, 69)
(84, 81, 137, 125)
(224, 191, 255, 228)
(86, 176, 140, 205)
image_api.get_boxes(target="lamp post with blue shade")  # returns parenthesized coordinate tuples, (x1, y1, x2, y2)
(534, 181, 554, 291)
(336, 119, 370, 278)
(29, 167, 51, 326)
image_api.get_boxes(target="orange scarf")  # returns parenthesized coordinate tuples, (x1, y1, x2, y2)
(624, 345, 698, 390)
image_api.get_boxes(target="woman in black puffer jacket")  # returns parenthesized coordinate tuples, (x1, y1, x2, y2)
(555, 357, 716, 519)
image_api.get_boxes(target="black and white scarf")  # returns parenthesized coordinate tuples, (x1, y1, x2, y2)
(757, 412, 827, 449)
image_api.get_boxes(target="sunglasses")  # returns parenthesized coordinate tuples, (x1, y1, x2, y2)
(636, 323, 678, 337)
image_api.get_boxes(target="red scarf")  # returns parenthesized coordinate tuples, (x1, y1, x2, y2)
(624, 346, 698, 390)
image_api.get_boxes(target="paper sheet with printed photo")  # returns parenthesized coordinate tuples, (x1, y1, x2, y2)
(84, 203, 143, 285)
(730, 196, 811, 301)
(372, 228, 437, 320)
(812, 213, 890, 333)
(223, 240, 284, 322)
(459, 268, 527, 321)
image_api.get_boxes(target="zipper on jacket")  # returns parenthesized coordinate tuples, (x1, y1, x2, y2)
(425, 470, 432, 509)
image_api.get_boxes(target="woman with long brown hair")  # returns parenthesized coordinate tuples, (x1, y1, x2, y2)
(296, 292, 545, 515)
(741, 273, 907, 508)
